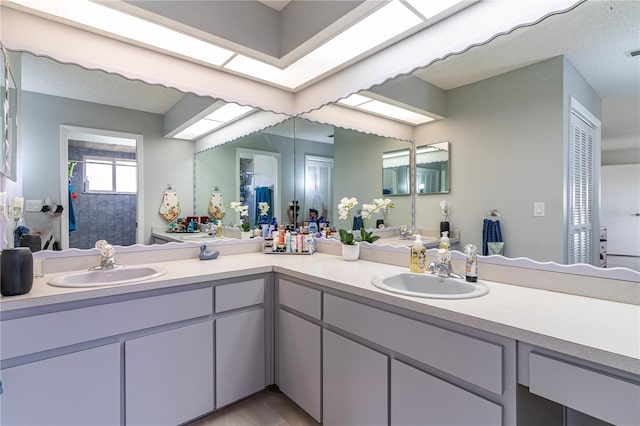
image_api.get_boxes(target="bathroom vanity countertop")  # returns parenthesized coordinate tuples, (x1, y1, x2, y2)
(1, 252, 638, 375)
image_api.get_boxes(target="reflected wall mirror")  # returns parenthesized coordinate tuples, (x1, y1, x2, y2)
(1, 46, 18, 181)
(382, 148, 410, 196)
(416, 142, 449, 194)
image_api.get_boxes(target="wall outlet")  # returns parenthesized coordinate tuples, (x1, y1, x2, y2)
(534, 202, 545, 217)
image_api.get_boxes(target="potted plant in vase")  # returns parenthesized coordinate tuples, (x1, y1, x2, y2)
(338, 197, 395, 261)
(230, 201, 251, 239)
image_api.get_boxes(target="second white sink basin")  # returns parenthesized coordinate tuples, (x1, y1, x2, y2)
(371, 272, 489, 299)
(48, 266, 166, 288)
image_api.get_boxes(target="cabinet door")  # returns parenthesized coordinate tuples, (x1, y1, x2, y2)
(278, 309, 321, 422)
(216, 308, 265, 407)
(391, 359, 502, 426)
(125, 321, 214, 426)
(0, 343, 120, 426)
(323, 330, 387, 426)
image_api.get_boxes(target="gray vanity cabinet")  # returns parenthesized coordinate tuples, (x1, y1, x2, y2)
(323, 329, 388, 426)
(215, 278, 267, 408)
(391, 359, 502, 425)
(125, 320, 215, 426)
(0, 343, 121, 426)
(277, 279, 322, 422)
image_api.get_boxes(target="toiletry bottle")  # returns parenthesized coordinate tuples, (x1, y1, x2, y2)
(216, 220, 223, 237)
(410, 235, 426, 273)
(272, 230, 279, 252)
(291, 232, 298, 252)
(285, 231, 292, 252)
(439, 231, 450, 250)
(464, 244, 478, 282)
(297, 233, 303, 252)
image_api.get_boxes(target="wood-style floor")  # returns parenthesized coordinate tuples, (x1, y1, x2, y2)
(187, 388, 320, 426)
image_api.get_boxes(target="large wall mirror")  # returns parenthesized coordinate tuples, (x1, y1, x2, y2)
(10, 1, 639, 275)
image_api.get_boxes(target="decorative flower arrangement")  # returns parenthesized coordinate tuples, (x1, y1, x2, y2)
(258, 202, 270, 221)
(229, 201, 250, 232)
(337, 196, 394, 244)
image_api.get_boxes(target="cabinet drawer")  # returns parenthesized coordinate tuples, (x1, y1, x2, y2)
(278, 279, 321, 319)
(529, 353, 640, 425)
(1, 287, 212, 360)
(215, 278, 264, 313)
(324, 294, 503, 394)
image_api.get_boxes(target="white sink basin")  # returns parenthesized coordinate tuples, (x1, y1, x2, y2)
(371, 272, 489, 299)
(48, 266, 166, 288)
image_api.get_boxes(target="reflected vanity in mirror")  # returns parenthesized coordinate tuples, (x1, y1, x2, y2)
(382, 148, 410, 196)
(416, 142, 449, 194)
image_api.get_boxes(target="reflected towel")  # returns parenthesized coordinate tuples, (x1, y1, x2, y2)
(254, 187, 272, 226)
(68, 184, 77, 234)
(353, 215, 363, 231)
(159, 191, 181, 222)
(482, 219, 503, 256)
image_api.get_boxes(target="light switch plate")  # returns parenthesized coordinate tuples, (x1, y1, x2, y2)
(534, 202, 545, 217)
(26, 199, 43, 212)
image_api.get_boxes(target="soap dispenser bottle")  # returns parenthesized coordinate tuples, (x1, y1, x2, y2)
(410, 235, 427, 273)
(439, 231, 450, 250)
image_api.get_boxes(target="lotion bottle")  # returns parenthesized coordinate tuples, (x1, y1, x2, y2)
(410, 235, 426, 273)
(439, 231, 450, 250)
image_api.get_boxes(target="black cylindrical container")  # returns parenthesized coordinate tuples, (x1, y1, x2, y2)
(440, 221, 450, 235)
(1, 248, 34, 296)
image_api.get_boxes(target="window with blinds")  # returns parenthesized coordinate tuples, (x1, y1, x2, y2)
(568, 112, 594, 264)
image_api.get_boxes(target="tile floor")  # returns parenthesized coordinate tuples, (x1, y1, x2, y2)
(187, 388, 319, 426)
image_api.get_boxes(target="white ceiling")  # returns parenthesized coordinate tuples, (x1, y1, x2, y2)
(257, 1, 292, 12)
(18, 1, 639, 150)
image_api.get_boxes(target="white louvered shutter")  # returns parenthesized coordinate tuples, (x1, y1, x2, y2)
(568, 112, 594, 264)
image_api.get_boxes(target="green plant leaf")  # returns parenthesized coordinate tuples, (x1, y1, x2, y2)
(360, 228, 380, 243)
(339, 229, 355, 245)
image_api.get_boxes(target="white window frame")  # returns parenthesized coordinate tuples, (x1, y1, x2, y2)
(83, 155, 137, 195)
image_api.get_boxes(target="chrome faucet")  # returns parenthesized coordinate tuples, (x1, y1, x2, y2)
(428, 248, 463, 279)
(90, 240, 122, 270)
(398, 225, 414, 240)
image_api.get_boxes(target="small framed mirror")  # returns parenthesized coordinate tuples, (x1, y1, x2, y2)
(382, 148, 410, 195)
(416, 141, 449, 194)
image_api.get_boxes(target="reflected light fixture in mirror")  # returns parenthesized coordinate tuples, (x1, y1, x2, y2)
(173, 103, 255, 140)
(338, 94, 434, 125)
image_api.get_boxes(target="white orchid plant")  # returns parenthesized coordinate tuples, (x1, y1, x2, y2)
(337, 197, 394, 245)
(229, 201, 250, 231)
(258, 202, 270, 219)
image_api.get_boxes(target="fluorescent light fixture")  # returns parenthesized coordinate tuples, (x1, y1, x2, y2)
(416, 146, 438, 154)
(174, 103, 255, 140)
(205, 103, 254, 122)
(339, 94, 434, 125)
(405, 0, 464, 20)
(225, 0, 423, 89)
(174, 120, 224, 140)
(9, 0, 235, 66)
